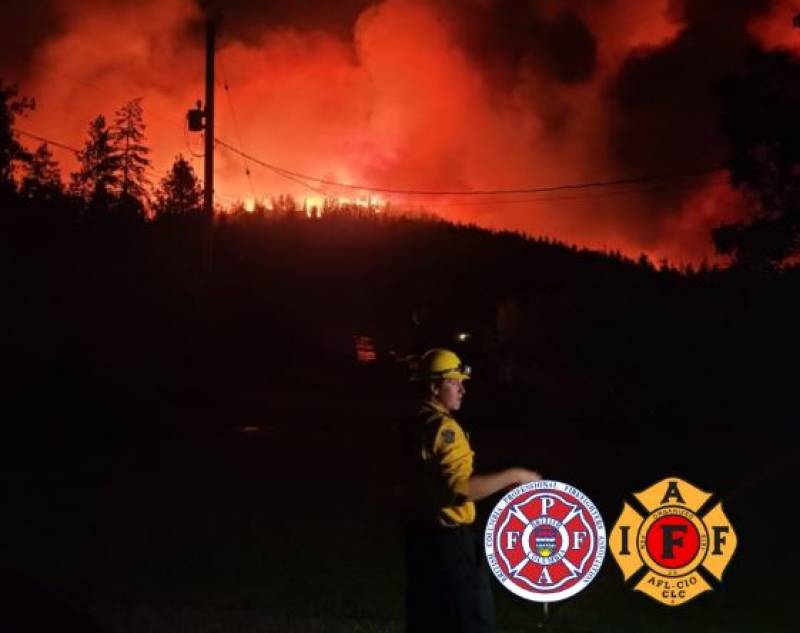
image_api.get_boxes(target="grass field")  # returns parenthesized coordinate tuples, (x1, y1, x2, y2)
(2, 374, 796, 632)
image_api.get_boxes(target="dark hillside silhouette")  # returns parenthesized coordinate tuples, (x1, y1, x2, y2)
(2, 204, 797, 442)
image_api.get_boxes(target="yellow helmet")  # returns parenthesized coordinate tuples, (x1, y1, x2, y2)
(414, 348, 471, 381)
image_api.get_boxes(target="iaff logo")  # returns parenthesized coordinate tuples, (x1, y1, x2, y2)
(485, 480, 606, 602)
(609, 477, 737, 606)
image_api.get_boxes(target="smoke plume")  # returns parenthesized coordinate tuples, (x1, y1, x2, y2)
(6, 0, 799, 263)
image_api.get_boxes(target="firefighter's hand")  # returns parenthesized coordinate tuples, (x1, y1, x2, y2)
(511, 468, 542, 486)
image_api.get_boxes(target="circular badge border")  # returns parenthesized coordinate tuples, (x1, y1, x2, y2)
(484, 479, 607, 603)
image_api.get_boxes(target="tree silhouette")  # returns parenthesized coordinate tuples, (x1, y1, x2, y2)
(0, 81, 34, 200)
(270, 194, 299, 216)
(715, 50, 800, 268)
(112, 97, 150, 216)
(70, 115, 120, 214)
(154, 154, 202, 217)
(20, 143, 63, 205)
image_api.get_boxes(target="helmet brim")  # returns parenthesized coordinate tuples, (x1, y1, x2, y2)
(441, 370, 470, 381)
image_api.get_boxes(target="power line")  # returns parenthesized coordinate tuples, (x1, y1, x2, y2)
(219, 54, 256, 199)
(216, 136, 730, 207)
(18, 63, 730, 202)
(214, 137, 726, 197)
(14, 127, 166, 183)
(411, 176, 732, 207)
(215, 141, 329, 199)
(217, 135, 732, 209)
(15, 129, 80, 154)
(19, 58, 190, 181)
(17, 126, 732, 211)
(184, 123, 205, 159)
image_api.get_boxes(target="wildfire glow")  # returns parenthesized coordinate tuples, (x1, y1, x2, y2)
(302, 194, 385, 213)
(303, 196, 326, 212)
(6, 0, 793, 264)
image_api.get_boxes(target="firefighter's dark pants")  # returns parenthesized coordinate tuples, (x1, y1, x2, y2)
(405, 524, 495, 633)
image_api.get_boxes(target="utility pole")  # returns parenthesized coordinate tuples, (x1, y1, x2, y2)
(204, 19, 216, 216)
(187, 19, 218, 215)
(186, 18, 218, 272)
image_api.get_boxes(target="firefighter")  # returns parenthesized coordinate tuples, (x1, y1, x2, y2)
(405, 348, 541, 633)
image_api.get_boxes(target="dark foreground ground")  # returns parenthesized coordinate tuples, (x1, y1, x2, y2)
(2, 362, 796, 633)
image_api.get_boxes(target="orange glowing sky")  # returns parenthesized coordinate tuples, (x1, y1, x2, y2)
(5, 0, 800, 264)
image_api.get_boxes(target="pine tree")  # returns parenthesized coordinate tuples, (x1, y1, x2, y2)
(112, 98, 150, 210)
(0, 81, 35, 200)
(154, 154, 203, 217)
(20, 143, 63, 204)
(70, 115, 120, 213)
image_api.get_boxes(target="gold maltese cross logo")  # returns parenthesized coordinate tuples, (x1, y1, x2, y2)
(609, 477, 736, 606)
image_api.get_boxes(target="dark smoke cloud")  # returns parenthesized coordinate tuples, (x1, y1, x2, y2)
(445, 0, 598, 86)
(606, 0, 773, 194)
(0, 1, 67, 79)
(669, 0, 771, 26)
(197, 0, 377, 43)
(2, 0, 181, 81)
